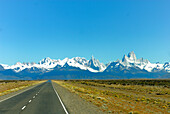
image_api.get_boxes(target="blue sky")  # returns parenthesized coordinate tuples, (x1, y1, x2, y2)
(0, 0, 170, 65)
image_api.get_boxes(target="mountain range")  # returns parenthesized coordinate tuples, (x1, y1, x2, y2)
(0, 51, 169, 80)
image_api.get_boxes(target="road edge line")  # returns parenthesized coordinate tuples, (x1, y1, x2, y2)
(0, 82, 45, 103)
(52, 82, 69, 114)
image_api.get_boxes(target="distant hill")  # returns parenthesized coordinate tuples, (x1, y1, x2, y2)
(0, 51, 169, 80)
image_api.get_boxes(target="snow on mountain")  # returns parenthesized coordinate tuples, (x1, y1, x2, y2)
(63, 57, 96, 72)
(0, 52, 169, 74)
(1, 62, 34, 72)
(38, 57, 62, 69)
(0, 56, 106, 73)
(0, 64, 4, 71)
(63, 56, 106, 72)
(127, 51, 137, 61)
(87, 56, 106, 72)
(106, 51, 170, 73)
(1, 58, 57, 72)
(163, 62, 170, 72)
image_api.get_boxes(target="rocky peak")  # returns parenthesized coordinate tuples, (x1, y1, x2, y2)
(122, 55, 128, 62)
(127, 51, 137, 60)
(15, 62, 22, 65)
(38, 57, 52, 64)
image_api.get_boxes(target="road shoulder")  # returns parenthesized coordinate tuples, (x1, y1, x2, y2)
(52, 82, 105, 114)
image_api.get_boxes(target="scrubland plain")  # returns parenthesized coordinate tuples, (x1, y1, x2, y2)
(54, 79, 170, 113)
(0, 80, 45, 96)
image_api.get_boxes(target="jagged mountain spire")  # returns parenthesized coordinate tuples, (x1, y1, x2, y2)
(87, 55, 106, 71)
(38, 57, 53, 65)
(128, 51, 137, 60)
(0, 52, 169, 75)
(122, 55, 128, 62)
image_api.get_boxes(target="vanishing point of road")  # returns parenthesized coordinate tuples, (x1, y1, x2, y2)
(0, 81, 68, 114)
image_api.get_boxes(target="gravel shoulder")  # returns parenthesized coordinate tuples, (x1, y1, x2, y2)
(0, 82, 44, 102)
(52, 82, 105, 114)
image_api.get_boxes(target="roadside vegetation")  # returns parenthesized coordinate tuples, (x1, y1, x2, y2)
(53, 79, 170, 113)
(0, 80, 45, 96)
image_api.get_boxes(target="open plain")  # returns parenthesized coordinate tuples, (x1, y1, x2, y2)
(54, 79, 170, 113)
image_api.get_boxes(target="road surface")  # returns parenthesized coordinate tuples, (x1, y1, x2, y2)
(0, 81, 68, 114)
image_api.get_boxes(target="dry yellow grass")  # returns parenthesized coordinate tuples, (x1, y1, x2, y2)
(0, 80, 46, 96)
(53, 80, 170, 114)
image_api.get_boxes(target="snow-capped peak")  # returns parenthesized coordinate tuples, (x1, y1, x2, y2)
(128, 51, 137, 61)
(15, 62, 22, 65)
(38, 57, 53, 65)
(0, 52, 169, 73)
(106, 51, 170, 73)
(0, 56, 106, 73)
(122, 55, 128, 62)
(87, 56, 106, 71)
(163, 62, 170, 72)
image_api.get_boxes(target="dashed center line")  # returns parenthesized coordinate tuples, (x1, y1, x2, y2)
(18, 83, 45, 114)
(22, 106, 26, 110)
(19, 87, 43, 113)
(29, 100, 32, 103)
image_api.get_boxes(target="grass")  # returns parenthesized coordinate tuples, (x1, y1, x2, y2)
(53, 79, 170, 113)
(0, 80, 46, 96)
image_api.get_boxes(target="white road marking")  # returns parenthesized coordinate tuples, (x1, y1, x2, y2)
(29, 100, 32, 103)
(52, 83, 69, 114)
(0, 82, 44, 103)
(33, 96, 35, 98)
(22, 106, 26, 110)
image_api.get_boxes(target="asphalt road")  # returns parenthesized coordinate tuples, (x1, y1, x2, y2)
(0, 81, 67, 114)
